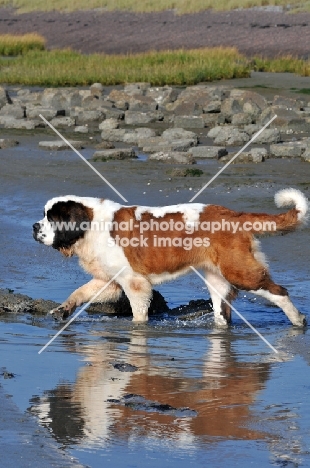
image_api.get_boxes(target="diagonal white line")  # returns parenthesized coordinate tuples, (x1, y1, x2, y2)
(38, 266, 127, 354)
(189, 114, 277, 202)
(190, 266, 278, 354)
(39, 114, 128, 203)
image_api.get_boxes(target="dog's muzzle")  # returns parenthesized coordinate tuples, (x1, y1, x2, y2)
(33, 222, 41, 241)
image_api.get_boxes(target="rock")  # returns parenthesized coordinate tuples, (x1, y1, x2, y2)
(168, 168, 203, 177)
(90, 82, 104, 97)
(301, 149, 310, 162)
(221, 98, 243, 120)
(124, 111, 164, 125)
(123, 127, 156, 145)
(142, 138, 196, 153)
(92, 148, 137, 161)
(220, 150, 265, 163)
(254, 128, 281, 144)
(39, 140, 85, 150)
(128, 96, 158, 112)
(250, 147, 268, 162)
(75, 110, 104, 123)
(91, 289, 169, 316)
(41, 88, 68, 111)
(270, 143, 303, 158)
(0, 103, 25, 119)
(0, 138, 19, 149)
(189, 146, 228, 159)
(101, 128, 133, 142)
(1, 118, 40, 130)
(174, 116, 205, 128)
(146, 86, 178, 106)
(202, 114, 220, 126)
(0, 86, 12, 108)
(27, 106, 57, 120)
(244, 124, 261, 136)
(213, 126, 250, 146)
(207, 126, 223, 138)
(101, 106, 125, 120)
(124, 82, 151, 94)
(161, 127, 198, 143)
(50, 116, 76, 128)
(272, 95, 304, 111)
(74, 125, 89, 133)
(203, 100, 221, 113)
(94, 141, 115, 150)
(99, 118, 119, 130)
(149, 151, 195, 164)
(112, 363, 138, 372)
(0, 288, 58, 315)
(231, 113, 252, 126)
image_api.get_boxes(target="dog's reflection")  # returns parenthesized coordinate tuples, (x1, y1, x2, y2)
(30, 329, 275, 445)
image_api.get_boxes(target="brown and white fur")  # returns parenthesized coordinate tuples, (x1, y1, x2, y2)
(33, 188, 308, 327)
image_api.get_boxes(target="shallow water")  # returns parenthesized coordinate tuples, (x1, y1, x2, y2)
(0, 130, 310, 467)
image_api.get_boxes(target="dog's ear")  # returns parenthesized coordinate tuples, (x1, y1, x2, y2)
(47, 201, 93, 252)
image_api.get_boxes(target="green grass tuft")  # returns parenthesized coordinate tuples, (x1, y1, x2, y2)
(0, 33, 45, 56)
(0, 47, 251, 86)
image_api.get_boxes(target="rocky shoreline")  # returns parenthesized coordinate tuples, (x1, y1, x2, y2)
(1, 81, 310, 165)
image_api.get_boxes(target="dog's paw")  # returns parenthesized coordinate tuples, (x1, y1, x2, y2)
(49, 305, 70, 321)
(214, 314, 228, 328)
(293, 314, 307, 328)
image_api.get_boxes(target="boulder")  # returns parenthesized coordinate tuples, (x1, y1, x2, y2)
(99, 118, 119, 130)
(39, 140, 85, 150)
(0, 138, 19, 149)
(149, 151, 195, 164)
(231, 113, 252, 126)
(74, 125, 89, 134)
(123, 127, 156, 145)
(162, 128, 198, 143)
(0, 103, 25, 119)
(212, 126, 250, 146)
(270, 143, 303, 158)
(101, 128, 134, 142)
(1, 118, 40, 130)
(92, 148, 137, 161)
(124, 111, 164, 125)
(254, 128, 281, 144)
(50, 116, 76, 128)
(174, 116, 205, 128)
(189, 146, 227, 159)
(27, 106, 58, 120)
(301, 149, 310, 162)
(90, 82, 104, 97)
(0, 86, 12, 109)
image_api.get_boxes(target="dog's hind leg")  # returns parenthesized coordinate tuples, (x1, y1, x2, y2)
(250, 283, 307, 327)
(205, 271, 233, 327)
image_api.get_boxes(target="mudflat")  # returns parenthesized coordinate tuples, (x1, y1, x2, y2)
(0, 7, 309, 57)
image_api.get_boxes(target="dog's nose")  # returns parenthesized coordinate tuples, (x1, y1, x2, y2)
(33, 223, 40, 232)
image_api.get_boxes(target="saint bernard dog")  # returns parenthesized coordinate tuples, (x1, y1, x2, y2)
(33, 188, 308, 327)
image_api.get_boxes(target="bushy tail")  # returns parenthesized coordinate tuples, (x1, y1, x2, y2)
(275, 188, 309, 225)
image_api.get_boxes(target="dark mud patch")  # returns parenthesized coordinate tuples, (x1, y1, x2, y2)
(107, 393, 198, 417)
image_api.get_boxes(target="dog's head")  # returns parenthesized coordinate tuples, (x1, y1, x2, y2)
(33, 196, 94, 256)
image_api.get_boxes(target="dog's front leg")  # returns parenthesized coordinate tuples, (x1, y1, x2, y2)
(118, 275, 152, 322)
(50, 278, 122, 320)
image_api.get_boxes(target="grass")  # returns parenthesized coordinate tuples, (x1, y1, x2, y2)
(252, 56, 310, 76)
(0, 34, 309, 86)
(0, 0, 310, 13)
(0, 47, 251, 86)
(0, 33, 45, 56)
